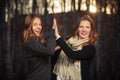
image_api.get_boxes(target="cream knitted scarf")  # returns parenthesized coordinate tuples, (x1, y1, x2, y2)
(53, 36, 89, 80)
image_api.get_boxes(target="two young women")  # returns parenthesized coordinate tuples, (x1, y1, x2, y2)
(22, 13, 97, 80)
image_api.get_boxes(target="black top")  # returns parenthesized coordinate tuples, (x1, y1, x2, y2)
(56, 38, 96, 80)
(23, 30, 56, 80)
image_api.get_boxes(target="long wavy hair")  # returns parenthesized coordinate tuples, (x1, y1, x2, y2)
(22, 14, 45, 45)
(67, 15, 98, 47)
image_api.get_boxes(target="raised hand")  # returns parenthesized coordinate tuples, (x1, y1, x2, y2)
(52, 18, 61, 39)
(52, 18, 57, 29)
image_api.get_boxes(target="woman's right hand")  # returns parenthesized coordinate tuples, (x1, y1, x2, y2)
(55, 46, 61, 51)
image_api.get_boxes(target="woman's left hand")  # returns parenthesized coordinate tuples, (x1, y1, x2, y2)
(52, 18, 61, 39)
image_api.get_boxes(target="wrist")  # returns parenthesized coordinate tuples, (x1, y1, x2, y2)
(56, 35, 61, 40)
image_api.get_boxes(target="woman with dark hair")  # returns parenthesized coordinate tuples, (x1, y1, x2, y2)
(22, 13, 56, 80)
(52, 15, 98, 80)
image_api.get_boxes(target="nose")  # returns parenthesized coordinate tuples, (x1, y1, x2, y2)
(82, 27, 86, 31)
(38, 25, 42, 29)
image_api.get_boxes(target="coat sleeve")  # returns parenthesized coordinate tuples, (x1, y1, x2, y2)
(25, 29, 56, 56)
(56, 38, 96, 60)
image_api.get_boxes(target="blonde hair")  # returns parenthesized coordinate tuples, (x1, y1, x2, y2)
(67, 15, 98, 47)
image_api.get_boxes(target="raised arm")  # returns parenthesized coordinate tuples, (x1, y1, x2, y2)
(56, 38, 96, 60)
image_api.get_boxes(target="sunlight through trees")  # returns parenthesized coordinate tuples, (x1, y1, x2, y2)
(4, 0, 117, 22)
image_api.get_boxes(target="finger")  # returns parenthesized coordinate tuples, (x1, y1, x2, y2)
(52, 18, 56, 29)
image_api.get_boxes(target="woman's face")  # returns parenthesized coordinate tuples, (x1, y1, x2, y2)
(78, 20, 91, 39)
(32, 17, 42, 37)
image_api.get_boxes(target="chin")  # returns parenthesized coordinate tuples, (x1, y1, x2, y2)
(35, 34, 39, 37)
(80, 36, 87, 39)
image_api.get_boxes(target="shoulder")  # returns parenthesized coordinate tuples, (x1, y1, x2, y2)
(27, 37, 41, 43)
(24, 37, 43, 48)
(84, 44, 95, 48)
(83, 44, 96, 51)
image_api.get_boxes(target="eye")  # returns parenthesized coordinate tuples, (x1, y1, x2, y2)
(33, 23, 37, 26)
(86, 26, 91, 29)
(39, 23, 42, 26)
(79, 26, 83, 28)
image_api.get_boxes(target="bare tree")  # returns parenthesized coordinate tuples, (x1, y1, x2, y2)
(0, 0, 7, 80)
(71, 0, 75, 11)
(32, 0, 37, 13)
(78, 0, 82, 12)
(116, 0, 120, 79)
(86, 0, 90, 13)
(96, 0, 103, 80)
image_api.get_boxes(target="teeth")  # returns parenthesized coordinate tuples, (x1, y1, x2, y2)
(36, 30, 40, 32)
(81, 33, 87, 35)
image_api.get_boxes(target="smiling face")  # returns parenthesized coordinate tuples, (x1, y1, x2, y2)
(31, 17, 42, 37)
(78, 20, 91, 39)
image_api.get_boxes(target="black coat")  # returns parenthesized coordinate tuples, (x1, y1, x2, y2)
(22, 30, 56, 80)
(15, 31, 56, 80)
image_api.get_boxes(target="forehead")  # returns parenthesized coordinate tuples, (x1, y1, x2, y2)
(32, 17, 41, 23)
(33, 17, 41, 21)
(79, 20, 90, 25)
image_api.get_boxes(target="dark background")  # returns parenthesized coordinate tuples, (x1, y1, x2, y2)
(0, 0, 120, 80)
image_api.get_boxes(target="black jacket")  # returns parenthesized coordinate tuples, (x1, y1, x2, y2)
(56, 38, 96, 80)
(22, 30, 56, 80)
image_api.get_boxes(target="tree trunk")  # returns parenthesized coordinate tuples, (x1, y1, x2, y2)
(0, 0, 7, 80)
(116, 0, 120, 79)
(96, 0, 103, 80)
(32, 0, 37, 13)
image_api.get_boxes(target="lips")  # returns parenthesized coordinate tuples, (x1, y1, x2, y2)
(81, 32, 88, 35)
(35, 29, 41, 33)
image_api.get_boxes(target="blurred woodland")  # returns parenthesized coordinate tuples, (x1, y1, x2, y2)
(0, 0, 120, 80)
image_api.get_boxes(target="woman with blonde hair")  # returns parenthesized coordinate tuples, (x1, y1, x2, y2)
(52, 15, 98, 80)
